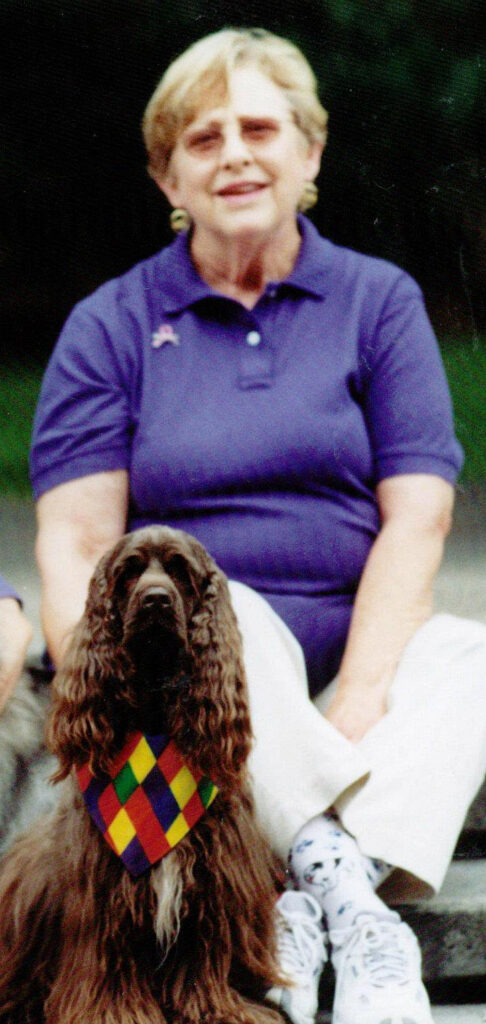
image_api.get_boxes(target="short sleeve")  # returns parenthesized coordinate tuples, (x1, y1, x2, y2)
(0, 575, 20, 602)
(30, 300, 139, 499)
(360, 272, 464, 484)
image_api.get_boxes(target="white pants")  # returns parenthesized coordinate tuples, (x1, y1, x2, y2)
(229, 581, 486, 901)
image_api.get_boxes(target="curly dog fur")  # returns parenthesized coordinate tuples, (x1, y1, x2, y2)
(0, 526, 286, 1024)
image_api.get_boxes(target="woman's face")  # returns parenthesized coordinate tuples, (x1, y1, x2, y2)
(159, 65, 322, 245)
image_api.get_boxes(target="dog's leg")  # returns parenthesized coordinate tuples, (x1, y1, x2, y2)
(211, 797, 288, 993)
(151, 797, 290, 1024)
(163, 969, 286, 1024)
(0, 798, 170, 1024)
(43, 930, 170, 1024)
(43, 863, 170, 1024)
(222, 996, 287, 1024)
(45, 985, 168, 1024)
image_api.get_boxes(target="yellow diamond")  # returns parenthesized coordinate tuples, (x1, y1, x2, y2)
(165, 812, 190, 847)
(129, 735, 156, 783)
(107, 808, 136, 854)
(170, 765, 198, 808)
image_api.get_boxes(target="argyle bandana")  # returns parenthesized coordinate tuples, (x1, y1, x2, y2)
(77, 732, 219, 877)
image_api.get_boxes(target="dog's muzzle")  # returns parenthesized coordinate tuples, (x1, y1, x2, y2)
(122, 579, 189, 686)
(125, 579, 186, 635)
(139, 585, 173, 609)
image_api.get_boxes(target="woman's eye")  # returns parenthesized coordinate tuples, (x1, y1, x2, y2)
(187, 131, 221, 152)
(184, 121, 279, 153)
(243, 122, 278, 141)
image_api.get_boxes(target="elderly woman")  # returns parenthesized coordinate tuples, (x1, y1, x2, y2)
(30, 28, 486, 1024)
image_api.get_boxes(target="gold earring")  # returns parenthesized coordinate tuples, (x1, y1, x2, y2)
(170, 208, 191, 233)
(298, 182, 318, 213)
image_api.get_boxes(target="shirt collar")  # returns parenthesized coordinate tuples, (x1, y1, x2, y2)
(154, 215, 334, 313)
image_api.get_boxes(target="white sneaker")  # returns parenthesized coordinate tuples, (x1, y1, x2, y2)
(330, 914, 434, 1024)
(266, 890, 327, 1024)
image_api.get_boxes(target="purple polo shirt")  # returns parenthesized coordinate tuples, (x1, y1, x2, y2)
(30, 217, 463, 693)
(0, 575, 20, 602)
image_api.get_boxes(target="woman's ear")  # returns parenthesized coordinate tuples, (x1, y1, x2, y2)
(152, 167, 181, 209)
(305, 140, 324, 182)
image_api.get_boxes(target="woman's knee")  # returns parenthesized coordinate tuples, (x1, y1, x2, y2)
(414, 612, 486, 664)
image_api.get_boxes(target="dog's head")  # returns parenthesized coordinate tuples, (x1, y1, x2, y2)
(106, 528, 204, 694)
(48, 526, 252, 786)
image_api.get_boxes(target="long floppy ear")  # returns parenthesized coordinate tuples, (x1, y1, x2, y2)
(179, 565, 252, 788)
(47, 553, 129, 780)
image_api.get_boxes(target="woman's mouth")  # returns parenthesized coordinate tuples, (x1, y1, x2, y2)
(216, 182, 268, 202)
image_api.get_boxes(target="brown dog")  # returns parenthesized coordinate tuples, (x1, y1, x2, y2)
(0, 526, 286, 1024)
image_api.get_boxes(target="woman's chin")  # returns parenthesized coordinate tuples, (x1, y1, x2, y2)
(205, 205, 296, 244)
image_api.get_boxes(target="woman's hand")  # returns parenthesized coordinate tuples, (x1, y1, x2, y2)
(0, 598, 33, 712)
(324, 685, 389, 744)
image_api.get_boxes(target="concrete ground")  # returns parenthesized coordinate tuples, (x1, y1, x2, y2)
(2, 484, 486, 657)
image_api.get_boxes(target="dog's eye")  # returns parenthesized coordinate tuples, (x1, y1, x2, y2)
(165, 555, 194, 589)
(117, 555, 146, 585)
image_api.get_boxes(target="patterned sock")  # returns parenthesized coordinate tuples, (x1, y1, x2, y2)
(318, 810, 393, 891)
(288, 812, 396, 932)
(363, 853, 393, 890)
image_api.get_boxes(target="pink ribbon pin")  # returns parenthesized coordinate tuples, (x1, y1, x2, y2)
(151, 324, 180, 348)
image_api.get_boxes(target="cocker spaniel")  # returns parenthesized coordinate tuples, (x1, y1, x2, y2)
(0, 526, 286, 1024)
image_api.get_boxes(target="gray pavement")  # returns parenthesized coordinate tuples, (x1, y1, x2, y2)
(2, 485, 485, 658)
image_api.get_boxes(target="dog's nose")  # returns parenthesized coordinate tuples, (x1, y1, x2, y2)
(141, 586, 172, 607)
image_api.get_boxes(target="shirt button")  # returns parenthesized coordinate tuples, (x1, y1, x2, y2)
(246, 330, 261, 347)
(267, 286, 277, 298)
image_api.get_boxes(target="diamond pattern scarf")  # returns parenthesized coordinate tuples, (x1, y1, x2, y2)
(77, 731, 218, 877)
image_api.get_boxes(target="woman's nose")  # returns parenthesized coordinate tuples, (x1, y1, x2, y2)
(219, 124, 251, 167)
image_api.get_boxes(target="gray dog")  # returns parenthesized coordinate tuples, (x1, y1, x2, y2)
(0, 668, 58, 854)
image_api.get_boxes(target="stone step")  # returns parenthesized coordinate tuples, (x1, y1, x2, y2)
(317, 1010, 486, 1023)
(431, 1012, 486, 1023)
(395, 860, 486, 983)
(464, 778, 486, 833)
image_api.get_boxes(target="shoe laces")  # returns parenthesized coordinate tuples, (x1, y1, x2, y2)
(333, 918, 416, 989)
(277, 898, 326, 981)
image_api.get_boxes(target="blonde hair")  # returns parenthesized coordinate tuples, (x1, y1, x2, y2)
(142, 27, 328, 178)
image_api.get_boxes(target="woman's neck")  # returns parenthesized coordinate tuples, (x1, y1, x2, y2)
(190, 221, 302, 309)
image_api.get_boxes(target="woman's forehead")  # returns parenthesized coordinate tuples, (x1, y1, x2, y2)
(185, 66, 291, 129)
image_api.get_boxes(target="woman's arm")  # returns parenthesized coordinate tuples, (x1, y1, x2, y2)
(0, 599, 33, 712)
(35, 470, 129, 667)
(324, 473, 454, 743)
